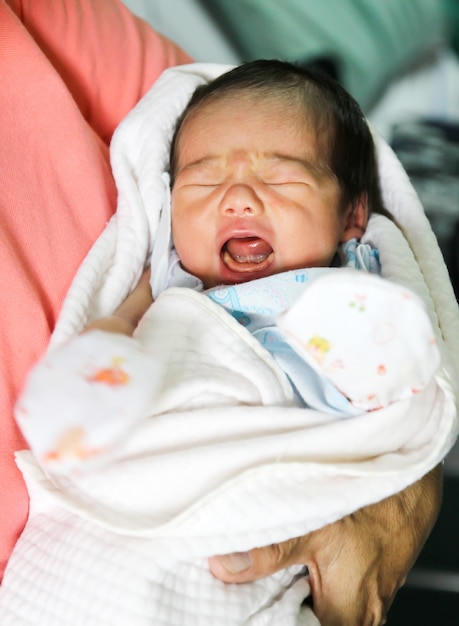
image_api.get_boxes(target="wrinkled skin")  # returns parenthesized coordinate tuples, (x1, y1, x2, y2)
(209, 464, 443, 626)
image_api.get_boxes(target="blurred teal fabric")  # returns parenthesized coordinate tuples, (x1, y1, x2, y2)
(201, 0, 450, 110)
(442, 0, 459, 54)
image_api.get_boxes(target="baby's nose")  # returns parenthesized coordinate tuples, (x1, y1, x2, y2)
(220, 183, 263, 217)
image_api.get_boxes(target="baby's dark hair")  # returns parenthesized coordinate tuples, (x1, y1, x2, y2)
(170, 59, 385, 215)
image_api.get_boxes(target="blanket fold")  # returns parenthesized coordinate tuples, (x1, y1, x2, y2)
(1, 63, 458, 626)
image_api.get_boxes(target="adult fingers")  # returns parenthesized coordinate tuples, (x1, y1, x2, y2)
(208, 536, 309, 583)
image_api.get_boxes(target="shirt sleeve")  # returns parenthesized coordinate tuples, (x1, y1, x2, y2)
(7, 0, 193, 142)
(0, 0, 192, 583)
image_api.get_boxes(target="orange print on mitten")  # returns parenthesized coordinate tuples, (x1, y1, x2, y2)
(86, 357, 130, 386)
(43, 426, 101, 465)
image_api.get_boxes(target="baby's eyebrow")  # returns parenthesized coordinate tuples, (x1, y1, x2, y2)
(177, 156, 221, 175)
(266, 152, 330, 178)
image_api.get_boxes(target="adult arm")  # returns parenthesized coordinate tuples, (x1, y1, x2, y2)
(7, 0, 192, 142)
(209, 464, 443, 626)
(0, 0, 190, 582)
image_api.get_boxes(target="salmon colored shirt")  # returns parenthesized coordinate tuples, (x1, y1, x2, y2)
(0, 0, 192, 581)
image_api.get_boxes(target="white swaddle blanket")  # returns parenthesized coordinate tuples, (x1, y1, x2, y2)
(1, 63, 458, 626)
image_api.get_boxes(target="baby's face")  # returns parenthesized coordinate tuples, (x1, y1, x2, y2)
(171, 94, 352, 288)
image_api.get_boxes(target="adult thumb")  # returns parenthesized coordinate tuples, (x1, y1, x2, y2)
(208, 538, 308, 583)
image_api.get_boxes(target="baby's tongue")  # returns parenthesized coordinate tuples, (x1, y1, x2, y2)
(225, 237, 273, 263)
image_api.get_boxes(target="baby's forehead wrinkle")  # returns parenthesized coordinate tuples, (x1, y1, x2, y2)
(177, 150, 330, 179)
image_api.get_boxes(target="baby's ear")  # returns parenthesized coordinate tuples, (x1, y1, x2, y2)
(341, 193, 368, 242)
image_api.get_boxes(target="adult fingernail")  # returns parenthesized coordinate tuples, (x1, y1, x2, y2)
(217, 552, 252, 574)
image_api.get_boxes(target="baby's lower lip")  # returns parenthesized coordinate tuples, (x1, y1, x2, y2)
(221, 250, 275, 275)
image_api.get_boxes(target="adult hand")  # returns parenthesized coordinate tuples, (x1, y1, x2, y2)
(209, 464, 442, 626)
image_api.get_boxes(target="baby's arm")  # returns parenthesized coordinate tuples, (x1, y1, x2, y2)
(15, 269, 159, 473)
(84, 268, 153, 336)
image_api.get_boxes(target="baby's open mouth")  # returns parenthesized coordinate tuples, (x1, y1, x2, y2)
(221, 237, 274, 273)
